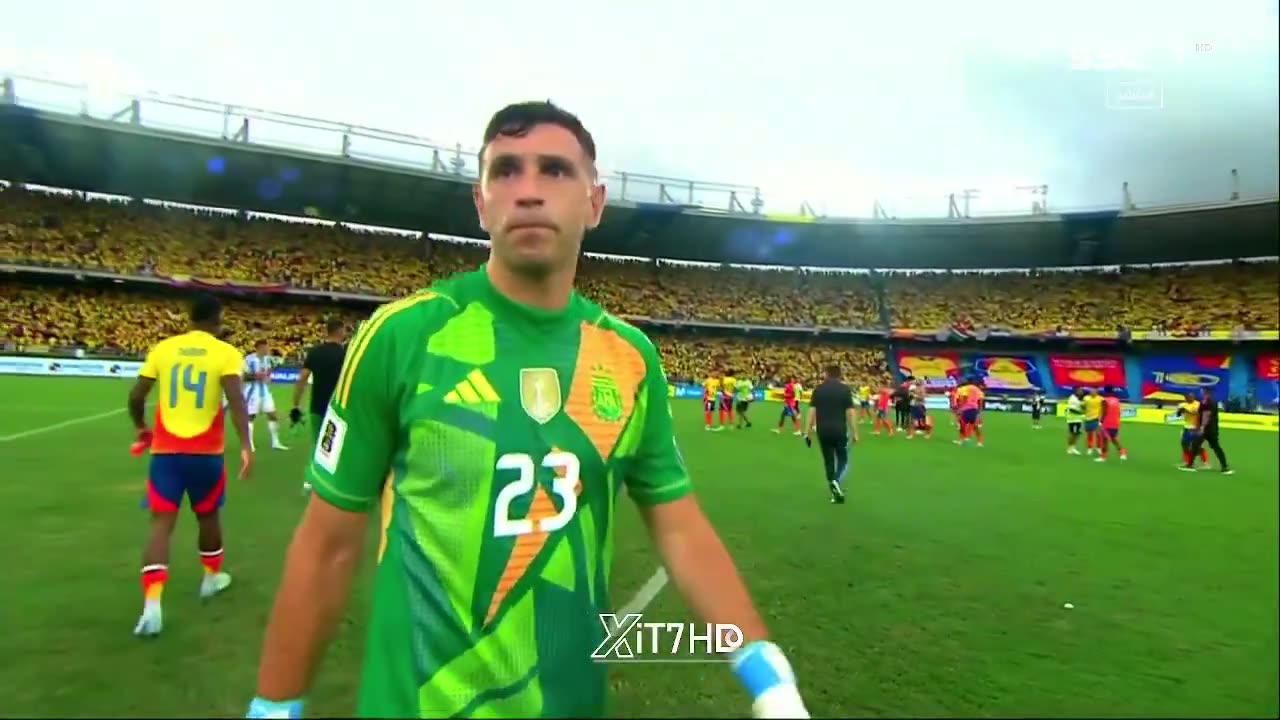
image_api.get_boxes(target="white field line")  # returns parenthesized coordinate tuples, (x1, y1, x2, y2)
(617, 566, 669, 616)
(0, 408, 126, 442)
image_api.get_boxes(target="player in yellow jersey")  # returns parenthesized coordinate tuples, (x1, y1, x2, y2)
(126, 293, 254, 637)
(1081, 388, 1104, 455)
(857, 384, 872, 423)
(1176, 393, 1210, 468)
(954, 380, 985, 446)
(721, 371, 737, 428)
(703, 374, 723, 430)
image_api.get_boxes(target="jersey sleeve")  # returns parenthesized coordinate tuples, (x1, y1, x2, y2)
(302, 346, 316, 372)
(139, 347, 160, 379)
(221, 346, 245, 377)
(625, 340, 694, 507)
(306, 313, 402, 513)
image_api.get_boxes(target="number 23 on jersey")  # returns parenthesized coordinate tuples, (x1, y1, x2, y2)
(492, 452, 580, 538)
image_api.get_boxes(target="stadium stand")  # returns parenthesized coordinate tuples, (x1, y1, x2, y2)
(1, 283, 366, 360)
(884, 264, 1279, 334)
(1, 185, 1277, 380)
(656, 336, 891, 387)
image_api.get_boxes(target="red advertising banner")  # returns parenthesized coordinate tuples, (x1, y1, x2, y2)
(1048, 355, 1128, 396)
(1257, 354, 1280, 381)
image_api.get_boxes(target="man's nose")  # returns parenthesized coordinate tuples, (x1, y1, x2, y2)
(512, 171, 545, 207)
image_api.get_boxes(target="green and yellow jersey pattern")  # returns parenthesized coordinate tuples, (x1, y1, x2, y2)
(306, 266, 693, 718)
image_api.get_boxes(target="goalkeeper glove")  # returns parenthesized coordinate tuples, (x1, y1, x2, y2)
(731, 641, 810, 718)
(130, 428, 154, 457)
(289, 407, 304, 426)
(246, 697, 303, 719)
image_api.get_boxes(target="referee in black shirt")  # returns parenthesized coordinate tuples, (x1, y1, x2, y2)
(803, 364, 860, 504)
(291, 319, 349, 442)
(292, 319, 349, 494)
(893, 382, 911, 430)
(1183, 387, 1233, 475)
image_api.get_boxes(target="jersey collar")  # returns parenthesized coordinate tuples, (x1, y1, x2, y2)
(476, 263, 581, 327)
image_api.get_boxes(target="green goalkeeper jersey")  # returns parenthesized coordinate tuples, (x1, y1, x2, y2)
(306, 266, 693, 718)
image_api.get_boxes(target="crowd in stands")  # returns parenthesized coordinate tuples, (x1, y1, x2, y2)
(657, 336, 890, 388)
(0, 187, 882, 328)
(1, 284, 365, 360)
(884, 264, 1278, 335)
(0, 280, 889, 385)
(2, 185, 1277, 382)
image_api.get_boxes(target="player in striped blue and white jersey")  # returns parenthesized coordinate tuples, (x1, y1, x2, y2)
(243, 339, 289, 452)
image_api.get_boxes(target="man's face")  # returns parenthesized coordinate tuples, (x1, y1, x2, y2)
(474, 123, 607, 278)
(256, 343, 267, 355)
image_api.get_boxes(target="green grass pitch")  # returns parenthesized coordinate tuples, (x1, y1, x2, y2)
(0, 376, 1276, 718)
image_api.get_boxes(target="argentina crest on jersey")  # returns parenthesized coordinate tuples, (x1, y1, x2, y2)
(589, 364, 625, 423)
(519, 368, 562, 424)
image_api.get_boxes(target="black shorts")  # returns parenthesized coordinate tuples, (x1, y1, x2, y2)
(1031, 409, 1042, 420)
(735, 400, 749, 413)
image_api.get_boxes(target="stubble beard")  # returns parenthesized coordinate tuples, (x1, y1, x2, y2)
(493, 230, 582, 281)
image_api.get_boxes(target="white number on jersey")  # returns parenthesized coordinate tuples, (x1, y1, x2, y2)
(493, 452, 580, 538)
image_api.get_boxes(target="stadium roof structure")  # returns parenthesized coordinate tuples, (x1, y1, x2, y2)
(1, 74, 1276, 269)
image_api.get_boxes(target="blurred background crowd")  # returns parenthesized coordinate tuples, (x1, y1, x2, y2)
(3, 186, 1277, 387)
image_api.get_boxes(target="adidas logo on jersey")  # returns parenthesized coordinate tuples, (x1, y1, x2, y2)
(444, 369, 500, 404)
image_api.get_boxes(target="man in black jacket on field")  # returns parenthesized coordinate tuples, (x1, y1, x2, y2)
(803, 365, 860, 504)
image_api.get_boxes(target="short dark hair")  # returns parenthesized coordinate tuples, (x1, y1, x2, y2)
(255, 339, 267, 347)
(825, 365, 842, 379)
(479, 101, 597, 170)
(189, 293, 221, 325)
(325, 319, 345, 335)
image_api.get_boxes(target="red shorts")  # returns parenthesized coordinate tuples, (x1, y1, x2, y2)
(147, 453, 226, 514)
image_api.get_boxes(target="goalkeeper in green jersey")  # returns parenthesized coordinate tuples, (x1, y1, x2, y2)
(247, 102, 810, 719)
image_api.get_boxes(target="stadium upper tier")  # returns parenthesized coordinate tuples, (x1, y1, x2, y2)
(1, 73, 1277, 268)
(2, 187, 1277, 338)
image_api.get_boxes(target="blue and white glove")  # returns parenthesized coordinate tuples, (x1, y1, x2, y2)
(246, 697, 303, 719)
(731, 641, 810, 718)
